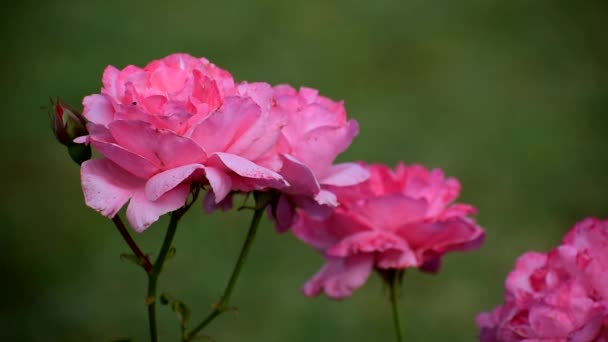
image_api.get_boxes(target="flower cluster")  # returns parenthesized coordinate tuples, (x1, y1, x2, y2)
(477, 218, 608, 341)
(76, 53, 367, 231)
(293, 162, 485, 299)
(50, 53, 606, 341)
(70, 53, 485, 302)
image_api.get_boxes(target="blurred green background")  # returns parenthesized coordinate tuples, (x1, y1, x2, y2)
(2, 0, 607, 341)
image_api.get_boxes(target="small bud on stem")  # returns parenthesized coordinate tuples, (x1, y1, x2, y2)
(49, 97, 91, 165)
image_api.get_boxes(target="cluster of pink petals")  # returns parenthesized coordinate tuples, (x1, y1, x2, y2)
(293, 162, 485, 299)
(267, 85, 369, 232)
(477, 218, 608, 341)
(78, 53, 365, 232)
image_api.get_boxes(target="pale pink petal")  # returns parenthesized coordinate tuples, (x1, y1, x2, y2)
(101, 65, 121, 99)
(314, 190, 338, 206)
(189, 96, 260, 154)
(80, 158, 143, 218)
(203, 166, 232, 203)
(228, 82, 286, 160)
(302, 255, 374, 299)
(291, 121, 359, 177)
(82, 94, 114, 126)
(91, 139, 159, 179)
(320, 162, 370, 187)
(292, 210, 368, 252)
(126, 184, 190, 232)
(398, 218, 485, 256)
(145, 164, 205, 201)
(148, 65, 188, 94)
(278, 154, 321, 195)
(237, 81, 274, 111)
(327, 230, 418, 269)
(351, 194, 428, 231)
(73, 136, 89, 144)
(108, 120, 206, 169)
(191, 71, 222, 113)
(207, 152, 288, 191)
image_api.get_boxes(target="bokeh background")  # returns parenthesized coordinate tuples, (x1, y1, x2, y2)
(2, 0, 607, 341)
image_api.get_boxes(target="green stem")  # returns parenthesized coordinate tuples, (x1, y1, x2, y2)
(147, 211, 182, 342)
(146, 186, 200, 342)
(389, 271, 404, 342)
(185, 206, 265, 340)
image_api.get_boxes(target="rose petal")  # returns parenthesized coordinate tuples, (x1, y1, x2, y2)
(126, 184, 190, 232)
(91, 139, 159, 179)
(302, 255, 374, 299)
(108, 120, 206, 169)
(320, 162, 370, 187)
(207, 152, 288, 191)
(82, 94, 114, 126)
(81, 158, 142, 218)
(145, 164, 205, 201)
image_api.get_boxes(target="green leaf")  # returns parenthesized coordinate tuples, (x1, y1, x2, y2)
(166, 247, 176, 260)
(120, 253, 141, 265)
(171, 300, 190, 326)
(160, 292, 172, 305)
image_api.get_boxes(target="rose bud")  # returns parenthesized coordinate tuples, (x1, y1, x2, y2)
(49, 97, 91, 165)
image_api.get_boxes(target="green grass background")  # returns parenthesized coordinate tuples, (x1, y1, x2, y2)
(1, 0, 607, 341)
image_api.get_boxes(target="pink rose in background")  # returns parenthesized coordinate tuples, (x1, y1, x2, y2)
(267, 85, 369, 232)
(293, 162, 485, 299)
(79, 53, 288, 231)
(477, 218, 608, 341)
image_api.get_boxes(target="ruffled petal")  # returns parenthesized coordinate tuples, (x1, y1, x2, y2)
(320, 162, 370, 187)
(145, 164, 204, 201)
(207, 152, 288, 191)
(189, 96, 261, 154)
(397, 218, 485, 265)
(80, 158, 143, 218)
(351, 194, 428, 231)
(203, 166, 232, 203)
(108, 120, 206, 169)
(278, 154, 321, 195)
(82, 94, 114, 126)
(126, 184, 190, 232)
(91, 139, 159, 179)
(302, 255, 374, 299)
(291, 121, 359, 177)
(327, 230, 418, 269)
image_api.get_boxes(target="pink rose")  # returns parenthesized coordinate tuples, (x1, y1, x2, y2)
(477, 218, 608, 341)
(293, 162, 485, 299)
(267, 85, 369, 232)
(79, 54, 288, 231)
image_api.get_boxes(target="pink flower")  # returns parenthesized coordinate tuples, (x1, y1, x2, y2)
(267, 85, 369, 232)
(293, 162, 485, 299)
(476, 218, 608, 341)
(79, 54, 288, 231)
